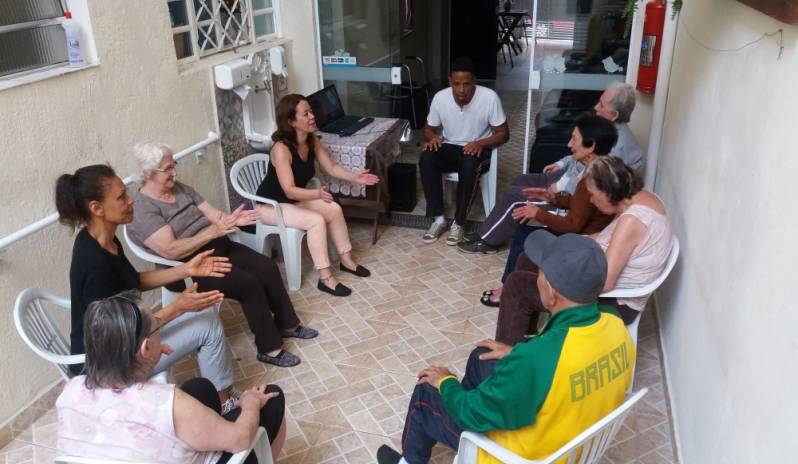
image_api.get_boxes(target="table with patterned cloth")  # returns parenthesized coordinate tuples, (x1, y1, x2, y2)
(317, 117, 402, 244)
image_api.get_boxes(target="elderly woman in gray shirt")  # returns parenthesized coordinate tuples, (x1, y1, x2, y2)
(127, 142, 318, 368)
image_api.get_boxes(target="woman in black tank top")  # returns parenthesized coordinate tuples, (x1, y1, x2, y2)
(254, 94, 380, 297)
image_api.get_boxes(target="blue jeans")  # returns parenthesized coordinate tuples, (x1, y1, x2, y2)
(400, 347, 497, 464)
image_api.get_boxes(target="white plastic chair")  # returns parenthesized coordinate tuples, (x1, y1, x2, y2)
(13, 288, 83, 380)
(600, 236, 680, 346)
(13, 288, 169, 383)
(121, 225, 203, 310)
(55, 425, 273, 464)
(229, 153, 307, 292)
(453, 388, 648, 464)
(443, 147, 498, 216)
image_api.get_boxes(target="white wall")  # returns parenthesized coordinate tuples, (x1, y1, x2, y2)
(281, 0, 323, 94)
(0, 0, 226, 426)
(653, 1, 798, 462)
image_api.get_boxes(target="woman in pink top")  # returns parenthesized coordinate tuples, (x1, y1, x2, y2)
(494, 156, 673, 344)
(57, 291, 286, 464)
(585, 156, 673, 324)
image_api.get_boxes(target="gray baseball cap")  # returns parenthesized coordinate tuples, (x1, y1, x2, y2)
(523, 230, 608, 303)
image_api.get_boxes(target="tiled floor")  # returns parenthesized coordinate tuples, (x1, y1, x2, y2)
(0, 224, 678, 464)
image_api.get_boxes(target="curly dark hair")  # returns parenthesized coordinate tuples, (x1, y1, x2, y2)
(586, 156, 643, 204)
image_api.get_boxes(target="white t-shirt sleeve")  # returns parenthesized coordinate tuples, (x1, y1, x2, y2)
(426, 93, 442, 127)
(488, 92, 506, 127)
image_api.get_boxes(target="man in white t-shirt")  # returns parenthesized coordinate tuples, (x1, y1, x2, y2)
(420, 57, 509, 245)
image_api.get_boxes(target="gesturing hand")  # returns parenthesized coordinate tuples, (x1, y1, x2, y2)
(417, 365, 454, 387)
(174, 283, 224, 313)
(542, 162, 562, 174)
(353, 170, 380, 186)
(238, 385, 280, 409)
(511, 204, 540, 222)
(476, 339, 512, 361)
(184, 249, 232, 278)
(522, 187, 554, 203)
(423, 137, 443, 151)
(229, 204, 260, 227)
(211, 211, 238, 238)
(463, 141, 484, 156)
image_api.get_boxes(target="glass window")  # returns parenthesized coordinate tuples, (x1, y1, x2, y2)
(253, 13, 274, 37)
(0, 1, 69, 78)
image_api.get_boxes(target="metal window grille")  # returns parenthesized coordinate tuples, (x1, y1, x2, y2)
(0, 0, 68, 78)
(168, 0, 279, 62)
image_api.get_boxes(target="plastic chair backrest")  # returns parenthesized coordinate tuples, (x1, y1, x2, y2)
(122, 226, 185, 269)
(230, 153, 271, 202)
(13, 288, 84, 380)
(456, 389, 648, 464)
(601, 236, 680, 299)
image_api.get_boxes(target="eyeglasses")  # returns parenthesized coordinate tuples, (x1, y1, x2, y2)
(155, 160, 178, 173)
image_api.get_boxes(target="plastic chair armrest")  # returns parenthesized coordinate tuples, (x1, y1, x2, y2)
(459, 432, 532, 464)
(236, 191, 288, 230)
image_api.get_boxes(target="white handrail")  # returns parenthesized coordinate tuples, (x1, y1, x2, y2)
(0, 131, 220, 252)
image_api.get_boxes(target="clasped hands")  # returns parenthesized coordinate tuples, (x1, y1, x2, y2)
(416, 339, 512, 387)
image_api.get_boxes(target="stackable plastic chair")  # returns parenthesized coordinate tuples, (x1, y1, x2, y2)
(443, 147, 498, 216)
(600, 236, 680, 346)
(121, 225, 216, 312)
(55, 426, 273, 464)
(453, 389, 648, 463)
(229, 153, 306, 291)
(13, 288, 168, 383)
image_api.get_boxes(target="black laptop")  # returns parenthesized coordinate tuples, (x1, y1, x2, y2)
(306, 85, 374, 136)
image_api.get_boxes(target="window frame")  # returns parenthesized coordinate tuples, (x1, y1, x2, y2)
(168, 0, 281, 64)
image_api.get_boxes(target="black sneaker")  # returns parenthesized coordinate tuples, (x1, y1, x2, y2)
(457, 238, 499, 254)
(376, 445, 402, 464)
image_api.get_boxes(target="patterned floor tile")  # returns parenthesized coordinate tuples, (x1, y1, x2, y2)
(2, 224, 678, 464)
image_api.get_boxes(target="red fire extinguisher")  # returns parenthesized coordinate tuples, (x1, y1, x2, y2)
(636, 0, 666, 94)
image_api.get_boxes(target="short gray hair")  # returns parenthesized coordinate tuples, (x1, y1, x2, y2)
(606, 83, 636, 123)
(83, 290, 152, 389)
(132, 141, 172, 179)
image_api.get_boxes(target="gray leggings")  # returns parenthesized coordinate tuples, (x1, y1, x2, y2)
(153, 309, 234, 391)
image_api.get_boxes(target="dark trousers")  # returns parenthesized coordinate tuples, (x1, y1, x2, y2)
(180, 378, 285, 464)
(496, 253, 639, 345)
(188, 238, 300, 354)
(477, 171, 565, 246)
(401, 347, 497, 464)
(500, 224, 549, 283)
(419, 143, 491, 225)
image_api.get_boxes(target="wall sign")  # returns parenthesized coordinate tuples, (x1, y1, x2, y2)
(323, 55, 357, 67)
(736, 0, 798, 24)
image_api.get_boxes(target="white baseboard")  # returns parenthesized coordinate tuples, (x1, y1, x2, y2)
(653, 294, 685, 464)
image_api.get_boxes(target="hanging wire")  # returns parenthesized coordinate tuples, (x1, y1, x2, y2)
(683, 22, 784, 60)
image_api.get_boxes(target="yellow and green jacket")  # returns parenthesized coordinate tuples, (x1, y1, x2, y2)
(439, 303, 635, 464)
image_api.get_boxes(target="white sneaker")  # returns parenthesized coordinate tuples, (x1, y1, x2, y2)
(446, 223, 464, 246)
(423, 221, 448, 244)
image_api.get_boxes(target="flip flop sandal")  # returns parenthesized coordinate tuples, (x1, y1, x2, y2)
(480, 291, 500, 308)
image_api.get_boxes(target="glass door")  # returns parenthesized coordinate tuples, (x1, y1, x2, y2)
(522, 0, 631, 174)
(316, 0, 401, 117)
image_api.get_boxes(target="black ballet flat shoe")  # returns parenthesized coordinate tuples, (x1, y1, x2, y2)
(339, 263, 371, 277)
(317, 279, 352, 297)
